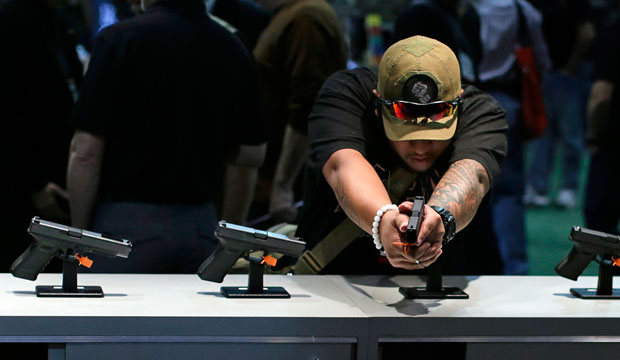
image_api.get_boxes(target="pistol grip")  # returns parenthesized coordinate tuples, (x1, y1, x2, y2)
(554, 246, 595, 281)
(197, 243, 245, 283)
(10, 243, 57, 281)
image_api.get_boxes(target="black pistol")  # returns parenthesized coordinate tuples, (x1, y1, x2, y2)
(10, 217, 132, 281)
(406, 196, 425, 243)
(555, 226, 620, 281)
(197, 221, 306, 283)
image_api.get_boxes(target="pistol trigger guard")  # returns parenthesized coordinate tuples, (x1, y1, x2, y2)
(55, 250, 70, 261)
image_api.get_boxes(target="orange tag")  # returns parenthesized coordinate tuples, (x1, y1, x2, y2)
(612, 257, 620, 267)
(74, 253, 93, 268)
(393, 242, 418, 254)
(261, 255, 278, 267)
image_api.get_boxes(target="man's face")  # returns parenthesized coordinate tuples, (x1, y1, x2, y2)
(389, 139, 450, 172)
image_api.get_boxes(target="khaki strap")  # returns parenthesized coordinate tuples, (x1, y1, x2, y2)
(294, 165, 416, 274)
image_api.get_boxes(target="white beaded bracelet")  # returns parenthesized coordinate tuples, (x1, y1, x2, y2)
(371, 204, 398, 250)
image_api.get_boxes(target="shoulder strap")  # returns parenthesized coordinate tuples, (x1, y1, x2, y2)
(294, 165, 416, 274)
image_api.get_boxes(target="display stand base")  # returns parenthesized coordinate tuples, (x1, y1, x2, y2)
(220, 286, 290, 298)
(33, 256, 105, 298)
(399, 263, 469, 300)
(35, 285, 104, 298)
(570, 288, 620, 299)
(399, 286, 469, 299)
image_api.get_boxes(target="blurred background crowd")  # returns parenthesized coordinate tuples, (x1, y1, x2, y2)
(1, 0, 619, 276)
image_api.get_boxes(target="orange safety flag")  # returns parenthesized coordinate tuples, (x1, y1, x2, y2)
(393, 242, 418, 254)
(74, 253, 93, 268)
(261, 255, 278, 267)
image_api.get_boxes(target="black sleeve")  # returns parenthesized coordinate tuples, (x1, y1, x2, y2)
(306, 68, 378, 175)
(71, 29, 124, 136)
(448, 86, 508, 186)
(230, 49, 266, 146)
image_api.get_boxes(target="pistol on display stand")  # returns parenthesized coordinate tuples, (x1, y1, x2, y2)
(197, 221, 306, 298)
(398, 196, 468, 300)
(555, 226, 620, 299)
(10, 217, 132, 297)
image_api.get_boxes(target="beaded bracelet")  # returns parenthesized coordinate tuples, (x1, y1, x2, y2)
(371, 204, 398, 249)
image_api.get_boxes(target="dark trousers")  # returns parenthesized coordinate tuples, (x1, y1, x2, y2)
(84, 201, 219, 273)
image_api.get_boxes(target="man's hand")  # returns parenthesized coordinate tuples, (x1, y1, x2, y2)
(31, 182, 70, 223)
(379, 203, 443, 270)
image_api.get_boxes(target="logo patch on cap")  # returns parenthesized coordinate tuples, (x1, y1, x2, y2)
(404, 42, 434, 57)
(403, 75, 438, 104)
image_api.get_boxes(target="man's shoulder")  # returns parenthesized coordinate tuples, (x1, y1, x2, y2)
(95, 15, 146, 41)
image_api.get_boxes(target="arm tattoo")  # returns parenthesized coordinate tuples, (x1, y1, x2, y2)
(428, 159, 490, 231)
(334, 179, 362, 227)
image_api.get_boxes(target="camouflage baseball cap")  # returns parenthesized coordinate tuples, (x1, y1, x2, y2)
(377, 36, 461, 141)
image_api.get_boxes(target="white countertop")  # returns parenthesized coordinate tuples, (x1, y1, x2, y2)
(1, 274, 366, 318)
(2, 274, 619, 320)
(329, 275, 620, 318)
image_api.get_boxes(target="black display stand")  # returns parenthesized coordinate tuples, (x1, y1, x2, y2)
(220, 256, 290, 298)
(570, 255, 620, 299)
(35, 253, 104, 298)
(399, 263, 469, 299)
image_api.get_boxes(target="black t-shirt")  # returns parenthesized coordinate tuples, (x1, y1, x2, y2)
(296, 68, 508, 275)
(73, 0, 264, 204)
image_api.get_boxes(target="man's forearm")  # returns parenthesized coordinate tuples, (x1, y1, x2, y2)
(66, 131, 104, 229)
(427, 159, 490, 232)
(222, 143, 266, 224)
(586, 80, 614, 148)
(272, 124, 308, 192)
(562, 22, 595, 75)
(270, 125, 308, 216)
(222, 164, 258, 224)
(323, 149, 392, 233)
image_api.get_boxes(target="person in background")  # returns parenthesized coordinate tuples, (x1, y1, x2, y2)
(0, 0, 83, 272)
(67, 0, 265, 273)
(584, 8, 620, 236)
(251, 0, 348, 226)
(464, 0, 551, 275)
(524, 0, 595, 209)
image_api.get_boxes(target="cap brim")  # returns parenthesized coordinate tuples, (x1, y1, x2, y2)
(382, 112, 458, 141)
